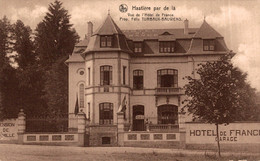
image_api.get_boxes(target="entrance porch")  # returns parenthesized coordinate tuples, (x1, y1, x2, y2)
(131, 104, 179, 132)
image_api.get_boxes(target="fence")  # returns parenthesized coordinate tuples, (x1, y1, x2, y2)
(124, 132, 180, 142)
(16, 109, 87, 146)
(127, 116, 179, 132)
(23, 133, 78, 144)
(149, 124, 179, 132)
(26, 114, 69, 132)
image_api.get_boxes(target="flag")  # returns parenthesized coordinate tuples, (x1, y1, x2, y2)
(117, 95, 127, 113)
(74, 94, 79, 115)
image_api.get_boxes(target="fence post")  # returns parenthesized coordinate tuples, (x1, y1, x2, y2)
(77, 111, 86, 147)
(17, 109, 26, 144)
(179, 113, 186, 149)
(117, 112, 125, 146)
(85, 118, 90, 146)
(146, 119, 150, 132)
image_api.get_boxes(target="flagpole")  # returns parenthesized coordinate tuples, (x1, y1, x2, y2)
(74, 92, 79, 116)
(117, 110, 118, 146)
(116, 95, 120, 146)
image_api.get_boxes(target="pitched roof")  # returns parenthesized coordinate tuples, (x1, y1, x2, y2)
(193, 20, 222, 38)
(93, 14, 124, 35)
(123, 28, 197, 41)
(65, 53, 84, 64)
(83, 15, 132, 54)
(187, 38, 229, 54)
(84, 34, 132, 53)
(158, 34, 176, 41)
(68, 17, 229, 58)
(75, 39, 89, 47)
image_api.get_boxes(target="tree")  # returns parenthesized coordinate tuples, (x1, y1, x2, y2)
(0, 16, 19, 119)
(182, 54, 258, 157)
(34, 0, 78, 119)
(0, 16, 11, 119)
(35, 0, 79, 69)
(12, 20, 35, 69)
(0, 16, 12, 57)
(43, 57, 68, 116)
(12, 20, 46, 116)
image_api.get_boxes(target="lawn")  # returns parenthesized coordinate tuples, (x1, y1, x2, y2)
(111, 152, 259, 161)
(0, 144, 259, 161)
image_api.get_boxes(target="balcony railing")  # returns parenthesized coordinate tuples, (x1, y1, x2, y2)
(123, 123, 179, 132)
(149, 124, 179, 132)
(155, 87, 184, 95)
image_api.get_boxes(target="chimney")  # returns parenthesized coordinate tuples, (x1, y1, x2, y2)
(87, 21, 93, 39)
(184, 19, 189, 35)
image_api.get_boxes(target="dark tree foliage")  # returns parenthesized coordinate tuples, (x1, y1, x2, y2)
(0, 16, 13, 56)
(183, 55, 258, 123)
(35, 0, 79, 69)
(34, 0, 79, 119)
(0, 1, 79, 124)
(12, 20, 35, 69)
(12, 20, 47, 116)
(182, 54, 259, 156)
(0, 16, 19, 119)
(44, 57, 68, 116)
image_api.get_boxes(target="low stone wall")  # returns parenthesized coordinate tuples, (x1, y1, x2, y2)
(186, 143, 260, 153)
(185, 122, 260, 145)
(0, 119, 18, 143)
(124, 141, 180, 148)
(124, 132, 180, 141)
(122, 132, 182, 148)
(22, 133, 78, 146)
(89, 125, 117, 146)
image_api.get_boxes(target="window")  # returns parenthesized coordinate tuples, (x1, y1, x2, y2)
(203, 39, 215, 51)
(134, 42, 142, 53)
(88, 68, 90, 85)
(133, 70, 143, 90)
(79, 71, 84, 75)
(157, 69, 178, 87)
(87, 103, 90, 119)
(102, 137, 111, 144)
(123, 66, 126, 85)
(158, 105, 178, 124)
(100, 36, 112, 47)
(79, 84, 84, 108)
(159, 41, 175, 53)
(99, 103, 113, 125)
(100, 66, 112, 85)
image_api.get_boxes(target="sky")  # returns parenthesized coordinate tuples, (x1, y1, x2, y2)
(0, 0, 260, 91)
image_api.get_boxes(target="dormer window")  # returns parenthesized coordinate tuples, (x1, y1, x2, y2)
(100, 36, 112, 47)
(134, 42, 142, 53)
(203, 39, 215, 51)
(159, 41, 175, 53)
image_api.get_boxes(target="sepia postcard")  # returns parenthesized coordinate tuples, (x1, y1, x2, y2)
(0, 0, 259, 160)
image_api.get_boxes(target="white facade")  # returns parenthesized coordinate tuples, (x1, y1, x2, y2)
(66, 15, 230, 132)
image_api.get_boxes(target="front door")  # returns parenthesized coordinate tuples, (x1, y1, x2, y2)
(133, 105, 144, 131)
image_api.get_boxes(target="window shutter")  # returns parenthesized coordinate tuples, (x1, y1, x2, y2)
(101, 36, 106, 47)
(140, 76, 143, 89)
(100, 70, 103, 85)
(107, 36, 112, 47)
(109, 70, 112, 84)
(174, 75, 178, 87)
(209, 40, 215, 51)
(157, 71, 161, 87)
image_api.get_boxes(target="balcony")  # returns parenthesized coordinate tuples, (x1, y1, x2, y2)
(149, 124, 179, 132)
(155, 87, 184, 95)
(123, 123, 179, 132)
